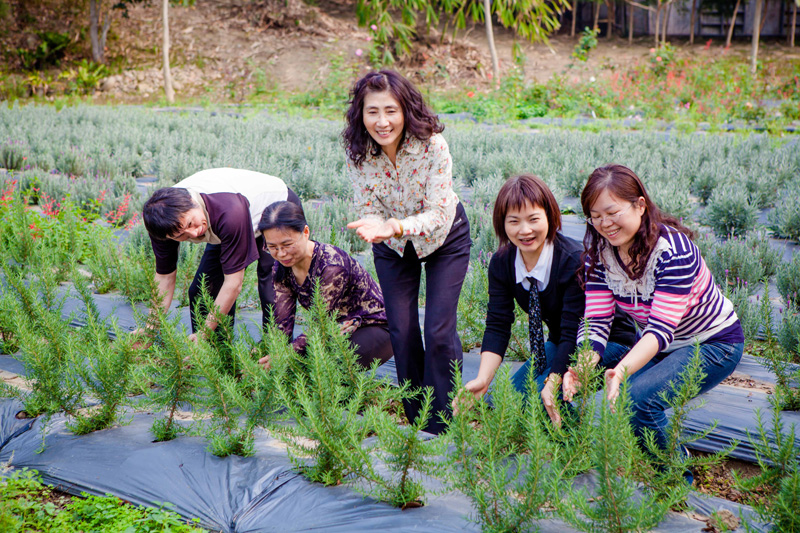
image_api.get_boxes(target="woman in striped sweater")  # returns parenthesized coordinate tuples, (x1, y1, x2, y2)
(565, 164, 744, 453)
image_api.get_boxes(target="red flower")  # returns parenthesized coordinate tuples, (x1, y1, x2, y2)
(467, 91, 474, 98)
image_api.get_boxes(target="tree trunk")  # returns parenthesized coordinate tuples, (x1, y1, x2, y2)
(751, 0, 762, 75)
(791, 0, 797, 47)
(483, 0, 500, 84)
(726, 0, 740, 47)
(689, 0, 697, 44)
(90, 0, 104, 63)
(593, 1, 601, 31)
(628, 1, 634, 44)
(759, 0, 769, 33)
(571, 0, 578, 36)
(162, 0, 174, 103)
(654, 3, 661, 46)
(606, 0, 616, 38)
(662, 1, 671, 46)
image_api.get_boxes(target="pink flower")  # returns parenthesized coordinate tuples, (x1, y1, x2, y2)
(370, 24, 378, 31)
(467, 91, 474, 98)
(366, 36, 372, 42)
(650, 48, 656, 53)
(487, 72, 493, 80)
(355, 49, 363, 56)
(685, 102, 690, 109)
(656, 56, 662, 62)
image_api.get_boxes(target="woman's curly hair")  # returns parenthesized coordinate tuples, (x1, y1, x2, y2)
(342, 70, 443, 167)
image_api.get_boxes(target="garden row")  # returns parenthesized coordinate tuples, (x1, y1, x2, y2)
(1, 105, 800, 241)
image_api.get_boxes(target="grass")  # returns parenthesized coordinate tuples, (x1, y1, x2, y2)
(0, 468, 204, 532)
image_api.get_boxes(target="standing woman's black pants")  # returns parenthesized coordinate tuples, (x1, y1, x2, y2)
(372, 203, 471, 434)
(188, 188, 304, 333)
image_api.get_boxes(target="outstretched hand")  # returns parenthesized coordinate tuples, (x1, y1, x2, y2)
(347, 218, 399, 244)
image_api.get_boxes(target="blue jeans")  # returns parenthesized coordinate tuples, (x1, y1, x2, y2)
(603, 341, 744, 451)
(510, 341, 631, 396)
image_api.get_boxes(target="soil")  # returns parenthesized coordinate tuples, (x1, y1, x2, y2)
(3, 0, 798, 102)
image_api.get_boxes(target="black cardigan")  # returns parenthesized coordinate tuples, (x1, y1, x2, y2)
(481, 233, 635, 377)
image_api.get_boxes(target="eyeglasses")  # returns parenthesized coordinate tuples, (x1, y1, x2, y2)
(586, 203, 635, 227)
(264, 240, 299, 254)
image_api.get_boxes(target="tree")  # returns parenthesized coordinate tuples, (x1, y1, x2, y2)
(356, 0, 569, 81)
(162, 0, 175, 103)
(751, 0, 763, 75)
(89, 0, 112, 63)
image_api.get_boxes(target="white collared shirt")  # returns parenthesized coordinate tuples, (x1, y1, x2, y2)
(515, 240, 554, 291)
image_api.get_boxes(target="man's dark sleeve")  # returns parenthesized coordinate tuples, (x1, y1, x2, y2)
(151, 238, 180, 275)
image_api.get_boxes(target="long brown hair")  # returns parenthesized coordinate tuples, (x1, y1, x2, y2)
(342, 70, 443, 167)
(581, 164, 694, 282)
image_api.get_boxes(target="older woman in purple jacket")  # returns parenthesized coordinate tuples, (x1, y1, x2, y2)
(256, 200, 392, 370)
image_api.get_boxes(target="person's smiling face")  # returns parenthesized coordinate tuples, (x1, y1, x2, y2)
(588, 189, 645, 255)
(362, 90, 405, 157)
(262, 227, 310, 268)
(504, 202, 549, 264)
(169, 207, 208, 241)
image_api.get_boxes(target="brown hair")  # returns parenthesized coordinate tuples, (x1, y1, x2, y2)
(342, 70, 443, 167)
(493, 174, 562, 248)
(580, 164, 694, 281)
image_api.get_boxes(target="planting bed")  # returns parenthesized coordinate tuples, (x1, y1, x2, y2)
(1, 105, 800, 531)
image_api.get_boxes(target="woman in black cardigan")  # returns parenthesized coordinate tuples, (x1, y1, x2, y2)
(464, 174, 633, 426)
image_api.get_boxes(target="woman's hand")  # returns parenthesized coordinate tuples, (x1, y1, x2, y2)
(604, 367, 624, 404)
(347, 218, 401, 244)
(541, 374, 562, 427)
(339, 319, 357, 335)
(562, 350, 600, 402)
(258, 354, 271, 370)
(452, 376, 488, 415)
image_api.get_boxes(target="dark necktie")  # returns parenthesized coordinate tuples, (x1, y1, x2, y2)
(528, 277, 547, 374)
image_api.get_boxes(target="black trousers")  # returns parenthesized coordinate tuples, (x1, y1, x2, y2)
(351, 325, 393, 368)
(189, 189, 304, 333)
(372, 203, 471, 434)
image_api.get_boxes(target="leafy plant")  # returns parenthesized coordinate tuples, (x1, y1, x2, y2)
(769, 181, 800, 243)
(17, 31, 71, 71)
(559, 378, 679, 532)
(572, 27, 599, 62)
(0, 468, 203, 532)
(702, 184, 758, 237)
(734, 393, 799, 531)
(777, 253, 800, 308)
(65, 273, 136, 435)
(642, 342, 735, 498)
(135, 279, 200, 442)
(448, 364, 560, 531)
(3, 266, 83, 420)
(456, 254, 489, 350)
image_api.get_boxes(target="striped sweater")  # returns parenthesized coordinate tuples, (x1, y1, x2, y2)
(579, 225, 743, 356)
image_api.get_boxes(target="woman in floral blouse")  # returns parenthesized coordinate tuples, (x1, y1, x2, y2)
(343, 70, 471, 434)
(256, 201, 393, 370)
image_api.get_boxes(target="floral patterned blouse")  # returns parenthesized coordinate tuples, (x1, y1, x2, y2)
(346, 133, 459, 259)
(273, 242, 387, 352)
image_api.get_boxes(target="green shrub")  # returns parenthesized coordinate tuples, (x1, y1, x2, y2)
(448, 365, 559, 531)
(777, 254, 800, 308)
(700, 231, 777, 292)
(572, 27, 598, 62)
(1, 141, 26, 170)
(769, 181, 800, 243)
(702, 184, 758, 237)
(456, 256, 489, 351)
